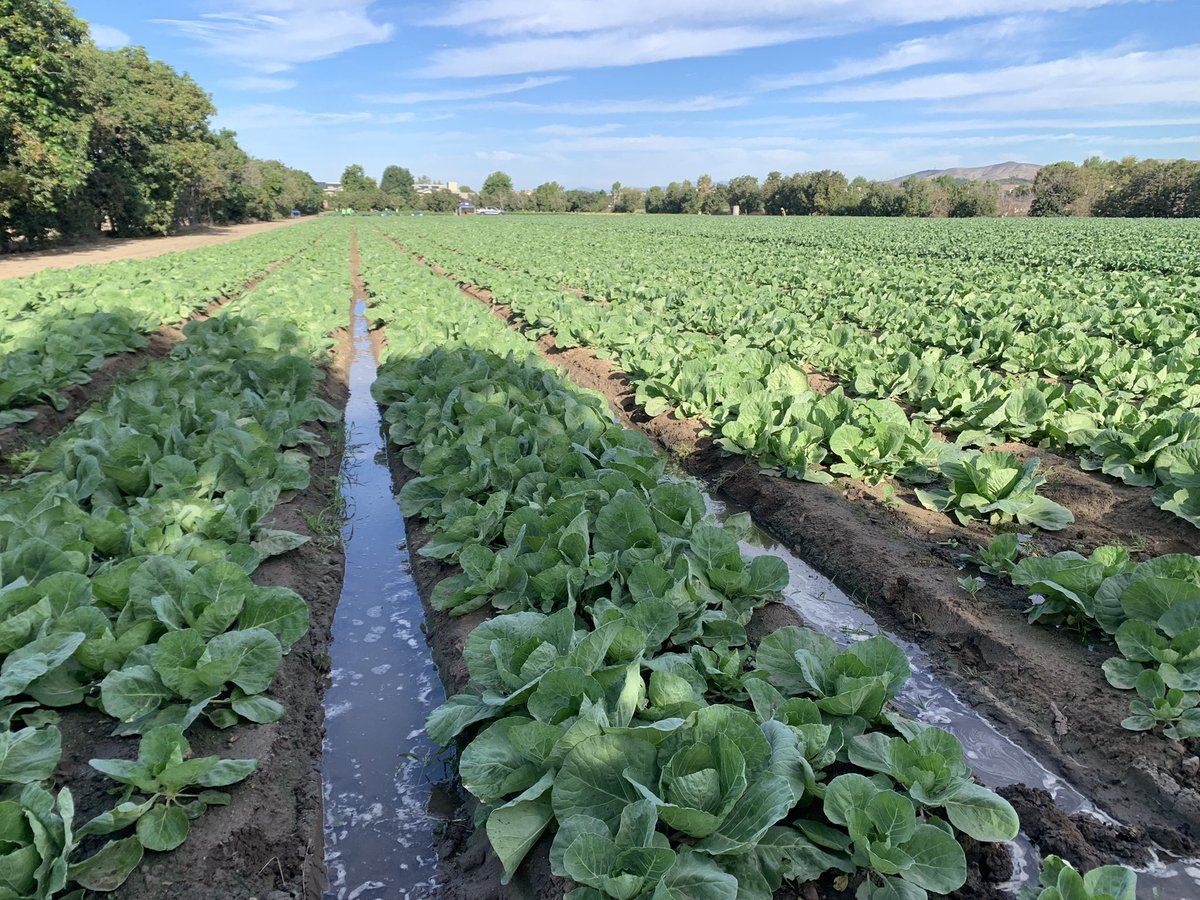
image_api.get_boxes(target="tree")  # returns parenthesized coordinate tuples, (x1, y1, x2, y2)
(533, 181, 567, 212)
(946, 179, 999, 217)
(337, 164, 382, 210)
(1031, 163, 1082, 216)
(0, 0, 96, 243)
(726, 175, 762, 214)
(612, 187, 644, 213)
(644, 186, 666, 214)
(380, 165, 416, 207)
(85, 47, 217, 235)
(565, 189, 607, 212)
(418, 189, 459, 213)
(762, 172, 784, 215)
(900, 177, 934, 217)
(481, 170, 513, 209)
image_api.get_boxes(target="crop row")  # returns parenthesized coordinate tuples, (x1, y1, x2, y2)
(0, 225, 351, 896)
(357, 231, 1028, 900)
(376, 217, 1200, 530)
(0, 220, 326, 425)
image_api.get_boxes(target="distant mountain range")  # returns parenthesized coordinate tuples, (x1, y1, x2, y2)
(889, 161, 1042, 185)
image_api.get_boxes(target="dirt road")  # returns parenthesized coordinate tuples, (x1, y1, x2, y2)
(0, 217, 315, 280)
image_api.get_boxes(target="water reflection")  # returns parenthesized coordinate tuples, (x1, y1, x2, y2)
(321, 299, 450, 899)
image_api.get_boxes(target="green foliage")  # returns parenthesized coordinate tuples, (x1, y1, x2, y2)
(1021, 855, 1137, 900)
(364, 237, 1016, 899)
(0, 0, 95, 243)
(960, 533, 1029, 577)
(914, 451, 1074, 530)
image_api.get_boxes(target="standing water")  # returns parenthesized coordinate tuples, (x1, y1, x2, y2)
(322, 298, 450, 899)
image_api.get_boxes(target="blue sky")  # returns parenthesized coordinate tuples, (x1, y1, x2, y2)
(75, 0, 1200, 189)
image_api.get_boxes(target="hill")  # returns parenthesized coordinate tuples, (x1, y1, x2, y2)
(890, 161, 1041, 185)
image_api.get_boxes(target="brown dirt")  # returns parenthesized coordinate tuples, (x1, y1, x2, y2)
(0, 217, 316, 280)
(390, 246, 1200, 858)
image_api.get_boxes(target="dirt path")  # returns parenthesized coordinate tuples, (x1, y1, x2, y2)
(0, 217, 316, 280)
(383, 238, 1200, 861)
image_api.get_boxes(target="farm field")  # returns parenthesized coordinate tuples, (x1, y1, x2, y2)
(0, 214, 1198, 899)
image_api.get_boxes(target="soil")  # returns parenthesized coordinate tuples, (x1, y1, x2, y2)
(0, 217, 316, 280)
(386, 243, 1200, 866)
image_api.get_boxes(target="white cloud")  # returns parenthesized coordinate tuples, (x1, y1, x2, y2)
(89, 24, 130, 49)
(426, 0, 1139, 37)
(862, 115, 1200, 134)
(476, 150, 529, 160)
(362, 76, 566, 104)
(819, 45, 1200, 110)
(479, 95, 749, 115)
(758, 17, 1038, 89)
(533, 123, 624, 136)
(222, 75, 298, 92)
(155, 1, 393, 73)
(421, 25, 811, 78)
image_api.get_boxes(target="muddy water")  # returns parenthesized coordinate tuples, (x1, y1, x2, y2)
(321, 300, 450, 900)
(689, 477, 1199, 897)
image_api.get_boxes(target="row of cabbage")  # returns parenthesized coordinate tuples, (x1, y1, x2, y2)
(962, 533, 1200, 742)
(0, 226, 351, 896)
(358, 231, 1023, 900)
(0, 221, 325, 426)
(377, 218, 1200, 529)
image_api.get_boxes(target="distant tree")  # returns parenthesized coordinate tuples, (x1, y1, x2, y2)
(695, 174, 714, 213)
(0, 0, 96, 243)
(900, 177, 934, 217)
(380, 165, 416, 207)
(663, 180, 697, 214)
(340, 164, 375, 193)
(856, 180, 906, 217)
(418, 189, 460, 213)
(564, 188, 607, 212)
(699, 181, 728, 215)
(726, 175, 762, 214)
(481, 170, 513, 209)
(610, 181, 621, 208)
(612, 186, 644, 213)
(946, 179, 999, 217)
(762, 171, 784, 214)
(644, 186, 666, 214)
(533, 180, 567, 212)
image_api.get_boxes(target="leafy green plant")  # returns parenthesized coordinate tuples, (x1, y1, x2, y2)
(957, 575, 984, 598)
(1113, 670, 1200, 740)
(1011, 546, 1134, 627)
(77, 725, 256, 888)
(0, 784, 75, 899)
(1019, 855, 1137, 900)
(915, 451, 1074, 530)
(960, 533, 1029, 577)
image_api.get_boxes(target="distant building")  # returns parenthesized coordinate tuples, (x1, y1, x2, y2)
(318, 182, 343, 193)
(416, 180, 470, 199)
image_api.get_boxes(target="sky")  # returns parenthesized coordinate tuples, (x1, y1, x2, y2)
(74, 0, 1200, 189)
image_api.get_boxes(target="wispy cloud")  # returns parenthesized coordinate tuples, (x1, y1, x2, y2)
(479, 94, 749, 115)
(420, 26, 811, 78)
(818, 44, 1200, 110)
(155, 1, 393, 74)
(426, 0, 1140, 37)
(362, 76, 566, 104)
(89, 24, 130, 49)
(222, 75, 298, 92)
(476, 150, 529, 160)
(757, 17, 1038, 90)
(533, 123, 624, 136)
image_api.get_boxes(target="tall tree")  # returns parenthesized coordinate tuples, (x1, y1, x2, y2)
(532, 181, 566, 212)
(380, 164, 416, 207)
(481, 170, 514, 209)
(0, 0, 96, 243)
(726, 176, 762, 214)
(85, 47, 216, 235)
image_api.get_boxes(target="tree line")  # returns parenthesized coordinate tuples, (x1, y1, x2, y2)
(1030, 157, 1200, 217)
(1, 0, 323, 247)
(309, 156, 1198, 224)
